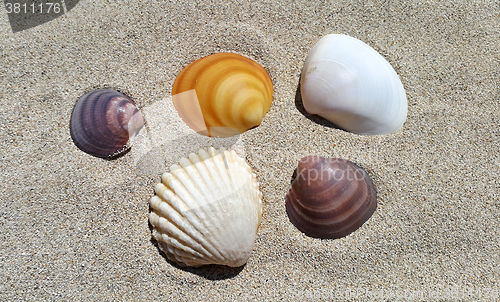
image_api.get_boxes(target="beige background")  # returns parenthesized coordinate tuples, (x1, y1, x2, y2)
(1, 0, 499, 300)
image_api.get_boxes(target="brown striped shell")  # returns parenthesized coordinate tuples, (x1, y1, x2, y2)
(69, 89, 144, 158)
(172, 53, 273, 137)
(285, 156, 377, 239)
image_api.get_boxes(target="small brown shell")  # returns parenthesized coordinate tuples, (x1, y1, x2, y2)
(285, 156, 377, 239)
(69, 89, 144, 158)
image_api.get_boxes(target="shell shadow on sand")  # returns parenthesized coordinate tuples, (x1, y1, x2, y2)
(148, 222, 245, 280)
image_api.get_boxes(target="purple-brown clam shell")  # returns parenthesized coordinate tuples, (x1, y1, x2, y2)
(285, 155, 377, 239)
(70, 89, 144, 158)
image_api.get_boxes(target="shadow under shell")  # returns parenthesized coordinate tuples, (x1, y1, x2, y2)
(285, 155, 377, 239)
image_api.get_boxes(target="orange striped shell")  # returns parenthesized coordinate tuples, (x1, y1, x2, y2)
(172, 53, 273, 137)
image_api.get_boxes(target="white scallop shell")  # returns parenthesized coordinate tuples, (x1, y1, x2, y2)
(149, 147, 262, 267)
(300, 34, 408, 135)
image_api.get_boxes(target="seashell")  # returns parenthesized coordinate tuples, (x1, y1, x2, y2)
(172, 53, 273, 137)
(300, 34, 407, 135)
(285, 155, 377, 239)
(149, 147, 263, 267)
(69, 89, 144, 158)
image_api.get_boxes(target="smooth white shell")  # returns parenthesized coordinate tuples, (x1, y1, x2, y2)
(149, 147, 262, 267)
(300, 34, 408, 135)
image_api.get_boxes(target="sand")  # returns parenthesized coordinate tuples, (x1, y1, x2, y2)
(1, 0, 499, 301)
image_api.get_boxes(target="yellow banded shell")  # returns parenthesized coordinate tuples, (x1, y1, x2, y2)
(172, 53, 273, 137)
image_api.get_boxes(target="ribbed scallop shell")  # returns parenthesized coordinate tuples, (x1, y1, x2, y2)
(172, 53, 273, 137)
(149, 147, 262, 267)
(300, 34, 407, 135)
(69, 89, 144, 158)
(285, 156, 377, 239)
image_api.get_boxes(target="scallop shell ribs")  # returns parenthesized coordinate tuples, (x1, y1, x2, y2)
(149, 147, 263, 267)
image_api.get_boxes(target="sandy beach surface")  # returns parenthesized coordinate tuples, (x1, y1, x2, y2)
(1, 0, 499, 301)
